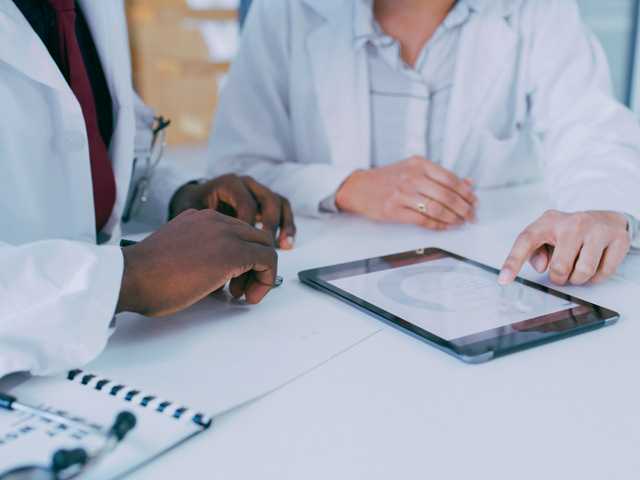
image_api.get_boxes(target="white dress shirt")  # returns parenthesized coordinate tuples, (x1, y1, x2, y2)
(321, 0, 470, 211)
(358, 0, 469, 168)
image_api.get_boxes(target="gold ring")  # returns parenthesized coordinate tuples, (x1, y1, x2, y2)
(417, 202, 427, 214)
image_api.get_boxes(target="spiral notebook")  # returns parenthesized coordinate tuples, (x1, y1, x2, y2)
(0, 369, 212, 479)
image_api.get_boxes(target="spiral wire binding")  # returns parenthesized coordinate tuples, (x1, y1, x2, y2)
(67, 370, 213, 429)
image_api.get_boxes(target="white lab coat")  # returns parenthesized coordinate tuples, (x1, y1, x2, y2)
(209, 0, 640, 219)
(0, 1, 188, 378)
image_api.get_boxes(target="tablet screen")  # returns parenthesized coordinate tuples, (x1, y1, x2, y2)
(328, 256, 578, 341)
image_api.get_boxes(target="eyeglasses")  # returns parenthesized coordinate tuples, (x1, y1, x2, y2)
(0, 412, 136, 480)
(122, 116, 171, 223)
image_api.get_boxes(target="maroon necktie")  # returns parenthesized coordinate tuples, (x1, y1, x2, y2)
(49, 0, 116, 232)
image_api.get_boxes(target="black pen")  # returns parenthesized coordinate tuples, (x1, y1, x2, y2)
(119, 239, 284, 288)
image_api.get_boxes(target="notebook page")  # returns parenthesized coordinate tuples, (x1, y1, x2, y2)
(1, 374, 205, 479)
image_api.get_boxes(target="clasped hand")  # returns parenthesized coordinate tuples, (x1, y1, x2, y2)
(170, 174, 296, 250)
(336, 156, 477, 229)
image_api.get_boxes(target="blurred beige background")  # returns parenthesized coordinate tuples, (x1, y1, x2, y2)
(127, 0, 239, 145)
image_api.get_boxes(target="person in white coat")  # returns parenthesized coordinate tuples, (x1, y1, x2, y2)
(209, 0, 640, 287)
(0, 0, 297, 379)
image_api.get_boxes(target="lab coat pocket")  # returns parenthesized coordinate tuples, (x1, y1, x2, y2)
(460, 128, 542, 189)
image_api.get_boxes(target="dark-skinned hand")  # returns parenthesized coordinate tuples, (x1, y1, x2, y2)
(170, 174, 296, 250)
(116, 209, 278, 317)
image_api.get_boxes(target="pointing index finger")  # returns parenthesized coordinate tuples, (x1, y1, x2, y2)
(499, 230, 546, 285)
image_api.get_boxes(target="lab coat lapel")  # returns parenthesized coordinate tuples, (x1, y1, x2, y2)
(0, 1, 69, 92)
(0, 0, 97, 239)
(307, 4, 371, 171)
(78, 0, 136, 230)
(441, 11, 518, 170)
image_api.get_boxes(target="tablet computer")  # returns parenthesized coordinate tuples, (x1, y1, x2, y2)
(298, 248, 619, 363)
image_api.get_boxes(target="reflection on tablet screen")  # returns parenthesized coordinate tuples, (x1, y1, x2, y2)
(329, 257, 577, 341)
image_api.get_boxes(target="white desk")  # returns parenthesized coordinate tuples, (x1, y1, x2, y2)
(109, 183, 638, 480)
(15, 183, 640, 479)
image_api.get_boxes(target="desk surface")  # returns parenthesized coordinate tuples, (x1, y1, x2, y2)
(135, 184, 640, 479)
(38, 184, 640, 478)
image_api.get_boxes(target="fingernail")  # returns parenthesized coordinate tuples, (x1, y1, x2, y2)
(255, 222, 264, 230)
(280, 236, 295, 250)
(498, 269, 512, 285)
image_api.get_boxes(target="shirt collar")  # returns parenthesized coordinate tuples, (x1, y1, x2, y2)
(353, 0, 473, 50)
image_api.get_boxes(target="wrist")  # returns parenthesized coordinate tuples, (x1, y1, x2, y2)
(116, 246, 144, 314)
(336, 170, 367, 212)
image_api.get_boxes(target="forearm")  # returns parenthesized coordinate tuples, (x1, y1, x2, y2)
(116, 245, 143, 315)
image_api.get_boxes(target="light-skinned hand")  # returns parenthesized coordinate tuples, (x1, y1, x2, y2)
(335, 156, 477, 230)
(499, 210, 630, 286)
